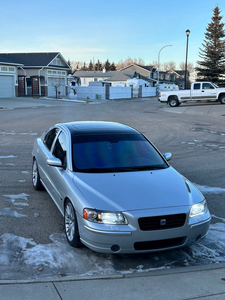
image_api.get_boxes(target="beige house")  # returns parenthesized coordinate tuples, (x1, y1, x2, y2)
(0, 52, 71, 97)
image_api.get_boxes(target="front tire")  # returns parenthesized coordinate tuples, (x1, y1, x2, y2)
(32, 158, 43, 190)
(219, 95, 225, 104)
(168, 98, 180, 107)
(64, 199, 82, 248)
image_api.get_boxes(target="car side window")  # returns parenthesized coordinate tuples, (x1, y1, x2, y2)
(44, 128, 59, 150)
(52, 131, 67, 166)
(193, 83, 201, 90)
(202, 83, 214, 89)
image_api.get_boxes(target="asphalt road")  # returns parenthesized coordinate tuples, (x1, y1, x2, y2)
(0, 97, 225, 280)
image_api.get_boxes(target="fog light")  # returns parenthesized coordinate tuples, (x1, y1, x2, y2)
(111, 244, 120, 252)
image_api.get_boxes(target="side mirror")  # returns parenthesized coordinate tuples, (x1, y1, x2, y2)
(47, 158, 63, 167)
(163, 152, 172, 161)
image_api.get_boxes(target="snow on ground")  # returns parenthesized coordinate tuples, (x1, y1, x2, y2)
(41, 97, 105, 104)
(0, 155, 17, 159)
(0, 219, 225, 280)
(0, 184, 225, 280)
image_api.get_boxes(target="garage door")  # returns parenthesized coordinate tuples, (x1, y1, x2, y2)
(48, 77, 65, 97)
(0, 75, 14, 97)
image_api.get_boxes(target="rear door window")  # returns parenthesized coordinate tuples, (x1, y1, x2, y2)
(193, 83, 201, 90)
(44, 128, 59, 150)
(52, 131, 67, 166)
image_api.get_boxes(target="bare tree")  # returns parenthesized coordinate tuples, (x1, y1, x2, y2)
(48, 77, 65, 99)
(179, 62, 194, 73)
(151, 60, 158, 68)
(179, 62, 195, 83)
(161, 61, 176, 71)
(116, 57, 145, 70)
(68, 60, 84, 73)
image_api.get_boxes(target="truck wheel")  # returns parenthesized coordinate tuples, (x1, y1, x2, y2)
(219, 95, 225, 104)
(168, 98, 179, 107)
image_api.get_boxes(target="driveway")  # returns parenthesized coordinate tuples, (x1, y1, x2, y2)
(0, 96, 225, 280)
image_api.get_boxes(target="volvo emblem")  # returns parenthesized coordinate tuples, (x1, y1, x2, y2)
(160, 219, 166, 226)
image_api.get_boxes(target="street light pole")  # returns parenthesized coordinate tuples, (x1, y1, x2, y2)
(184, 29, 190, 89)
(157, 45, 172, 86)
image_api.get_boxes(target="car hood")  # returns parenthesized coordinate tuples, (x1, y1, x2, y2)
(72, 167, 203, 212)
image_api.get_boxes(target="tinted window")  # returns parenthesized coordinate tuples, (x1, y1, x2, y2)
(202, 83, 214, 89)
(44, 128, 59, 150)
(52, 131, 67, 166)
(193, 83, 201, 90)
(72, 134, 168, 173)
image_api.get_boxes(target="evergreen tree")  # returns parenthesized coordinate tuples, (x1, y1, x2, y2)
(196, 6, 225, 84)
(110, 62, 116, 71)
(104, 59, 111, 71)
(95, 60, 102, 71)
(88, 60, 94, 71)
(81, 62, 87, 71)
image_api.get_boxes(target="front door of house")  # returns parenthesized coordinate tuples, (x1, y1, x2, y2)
(32, 77, 39, 96)
(18, 76, 25, 96)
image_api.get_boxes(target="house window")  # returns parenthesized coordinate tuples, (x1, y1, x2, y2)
(9, 67, 15, 72)
(53, 71, 56, 74)
(1, 67, 7, 71)
(58, 71, 61, 74)
(48, 70, 52, 74)
(26, 78, 31, 87)
(62, 72, 66, 75)
(52, 58, 62, 66)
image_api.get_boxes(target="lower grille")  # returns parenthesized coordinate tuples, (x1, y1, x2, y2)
(138, 214, 186, 231)
(134, 237, 186, 251)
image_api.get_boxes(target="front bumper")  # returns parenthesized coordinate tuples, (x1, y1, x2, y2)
(77, 209, 211, 254)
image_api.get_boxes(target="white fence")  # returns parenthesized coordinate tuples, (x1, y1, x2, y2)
(142, 87, 156, 97)
(70, 85, 156, 100)
(75, 86, 105, 99)
(109, 87, 132, 99)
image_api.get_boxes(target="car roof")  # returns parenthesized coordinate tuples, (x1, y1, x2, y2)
(57, 121, 139, 136)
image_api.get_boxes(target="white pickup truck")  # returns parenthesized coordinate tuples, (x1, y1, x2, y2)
(159, 82, 225, 107)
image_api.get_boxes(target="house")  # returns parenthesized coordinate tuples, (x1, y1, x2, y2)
(0, 58, 23, 97)
(120, 64, 158, 86)
(73, 64, 189, 90)
(73, 64, 158, 87)
(0, 52, 71, 98)
(122, 65, 189, 88)
(158, 70, 189, 89)
(73, 69, 132, 86)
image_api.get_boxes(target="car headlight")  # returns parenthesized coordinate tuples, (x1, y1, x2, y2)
(83, 208, 128, 225)
(190, 200, 208, 218)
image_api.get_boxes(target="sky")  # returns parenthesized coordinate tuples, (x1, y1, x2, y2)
(1, 0, 225, 68)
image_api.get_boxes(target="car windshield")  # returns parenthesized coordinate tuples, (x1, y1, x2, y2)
(72, 133, 168, 173)
(211, 82, 219, 88)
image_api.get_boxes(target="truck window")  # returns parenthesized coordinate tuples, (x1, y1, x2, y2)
(202, 83, 214, 89)
(193, 83, 201, 90)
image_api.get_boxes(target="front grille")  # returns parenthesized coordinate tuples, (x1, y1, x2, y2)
(134, 237, 186, 251)
(138, 214, 186, 231)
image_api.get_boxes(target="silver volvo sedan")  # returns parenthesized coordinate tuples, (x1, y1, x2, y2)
(32, 121, 211, 254)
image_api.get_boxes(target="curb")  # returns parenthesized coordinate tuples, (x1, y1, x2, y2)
(1, 262, 225, 285)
